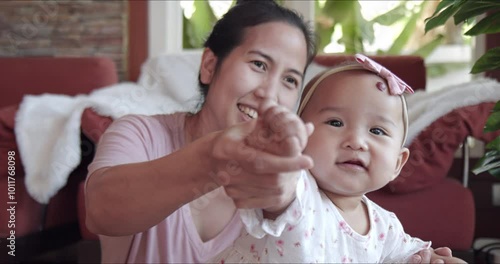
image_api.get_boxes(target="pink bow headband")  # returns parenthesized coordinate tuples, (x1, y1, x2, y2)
(354, 54, 414, 95)
(298, 54, 413, 115)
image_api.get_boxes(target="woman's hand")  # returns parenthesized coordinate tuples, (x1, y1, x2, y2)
(409, 247, 466, 264)
(209, 100, 313, 212)
(246, 100, 314, 157)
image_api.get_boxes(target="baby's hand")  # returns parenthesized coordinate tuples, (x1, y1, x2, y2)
(246, 99, 314, 157)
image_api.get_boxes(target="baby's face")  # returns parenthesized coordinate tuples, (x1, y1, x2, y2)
(301, 70, 409, 197)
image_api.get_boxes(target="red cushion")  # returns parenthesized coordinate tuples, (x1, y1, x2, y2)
(78, 181, 99, 240)
(369, 178, 475, 250)
(314, 55, 426, 91)
(0, 104, 24, 179)
(79, 108, 113, 240)
(0, 105, 39, 237)
(0, 57, 118, 108)
(386, 102, 500, 193)
(81, 108, 113, 143)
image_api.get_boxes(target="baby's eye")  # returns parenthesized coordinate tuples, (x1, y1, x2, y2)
(252, 61, 267, 71)
(326, 119, 343, 127)
(370, 128, 387, 136)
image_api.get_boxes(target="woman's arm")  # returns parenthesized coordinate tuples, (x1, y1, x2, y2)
(85, 132, 217, 236)
(86, 121, 313, 236)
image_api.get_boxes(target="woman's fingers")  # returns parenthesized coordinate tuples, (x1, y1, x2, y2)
(261, 105, 310, 152)
(226, 179, 298, 210)
(240, 149, 313, 174)
(433, 247, 452, 257)
(257, 99, 310, 149)
(210, 114, 311, 210)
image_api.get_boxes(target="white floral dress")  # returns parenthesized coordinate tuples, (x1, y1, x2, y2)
(210, 170, 430, 263)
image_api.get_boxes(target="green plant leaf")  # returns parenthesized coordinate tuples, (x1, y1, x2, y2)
(486, 136, 500, 150)
(184, 1, 217, 49)
(316, 20, 336, 53)
(492, 100, 500, 111)
(472, 150, 500, 175)
(322, 0, 352, 23)
(411, 34, 445, 58)
(424, 0, 466, 33)
(465, 11, 500, 35)
(370, 2, 407, 26)
(471, 47, 500, 74)
(316, 0, 354, 53)
(484, 110, 500, 132)
(387, 3, 424, 54)
(340, 20, 364, 54)
(335, 1, 366, 54)
(183, 15, 194, 49)
(426, 0, 456, 20)
(453, 0, 500, 25)
(488, 166, 500, 178)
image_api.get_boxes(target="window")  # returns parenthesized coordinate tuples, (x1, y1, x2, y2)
(149, 0, 475, 91)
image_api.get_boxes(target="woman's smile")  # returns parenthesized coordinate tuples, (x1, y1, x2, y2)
(238, 104, 258, 120)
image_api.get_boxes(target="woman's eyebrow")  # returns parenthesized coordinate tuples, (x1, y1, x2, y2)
(248, 50, 304, 79)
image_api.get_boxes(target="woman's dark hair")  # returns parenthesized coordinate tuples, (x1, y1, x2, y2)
(197, 0, 317, 100)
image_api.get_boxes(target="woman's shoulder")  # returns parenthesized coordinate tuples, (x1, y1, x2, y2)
(102, 112, 188, 146)
(112, 112, 187, 131)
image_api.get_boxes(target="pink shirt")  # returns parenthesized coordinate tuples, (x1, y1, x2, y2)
(87, 113, 242, 263)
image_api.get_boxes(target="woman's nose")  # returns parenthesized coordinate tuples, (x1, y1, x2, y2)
(254, 77, 279, 102)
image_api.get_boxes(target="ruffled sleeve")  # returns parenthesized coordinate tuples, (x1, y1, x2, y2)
(238, 170, 310, 238)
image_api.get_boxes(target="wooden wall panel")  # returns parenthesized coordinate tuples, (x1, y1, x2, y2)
(127, 0, 148, 82)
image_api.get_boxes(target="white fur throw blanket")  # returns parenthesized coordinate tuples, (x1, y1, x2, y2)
(14, 72, 500, 204)
(405, 78, 500, 146)
(15, 82, 200, 204)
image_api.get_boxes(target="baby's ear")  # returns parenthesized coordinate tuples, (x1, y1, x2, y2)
(392, 147, 410, 181)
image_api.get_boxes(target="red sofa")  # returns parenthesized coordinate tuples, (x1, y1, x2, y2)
(1, 55, 490, 261)
(0, 57, 118, 261)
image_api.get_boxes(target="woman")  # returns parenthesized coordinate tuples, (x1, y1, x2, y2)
(85, 1, 317, 262)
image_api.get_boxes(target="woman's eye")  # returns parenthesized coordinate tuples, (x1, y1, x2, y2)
(252, 61, 266, 70)
(370, 128, 387, 136)
(284, 76, 298, 87)
(326, 120, 343, 127)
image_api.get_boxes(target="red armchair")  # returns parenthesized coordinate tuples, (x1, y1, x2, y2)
(0, 57, 118, 261)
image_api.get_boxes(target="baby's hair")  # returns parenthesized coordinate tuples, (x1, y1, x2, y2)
(299, 63, 410, 146)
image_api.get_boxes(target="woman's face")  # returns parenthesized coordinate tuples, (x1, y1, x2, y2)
(201, 21, 308, 130)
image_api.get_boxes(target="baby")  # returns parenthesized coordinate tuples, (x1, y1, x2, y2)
(211, 54, 466, 263)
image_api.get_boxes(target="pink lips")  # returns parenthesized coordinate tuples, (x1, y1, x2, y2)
(337, 159, 367, 171)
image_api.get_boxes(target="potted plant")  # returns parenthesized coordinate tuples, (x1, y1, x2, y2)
(425, 0, 500, 177)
